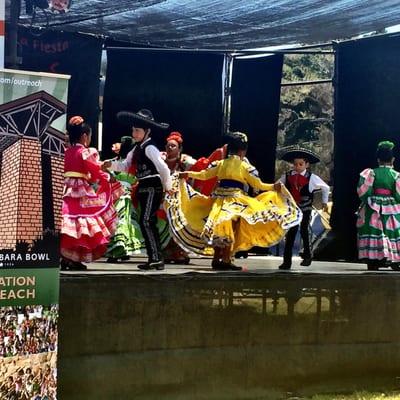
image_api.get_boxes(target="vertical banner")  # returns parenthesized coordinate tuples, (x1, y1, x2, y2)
(0, 68, 69, 399)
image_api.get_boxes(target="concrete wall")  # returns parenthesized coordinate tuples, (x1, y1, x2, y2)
(58, 274, 400, 399)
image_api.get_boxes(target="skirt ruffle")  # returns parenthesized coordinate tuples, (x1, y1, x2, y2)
(105, 194, 143, 258)
(164, 175, 302, 255)
(357, 199, 400, 262)
(63, 178, 97, 198)
(61, 180, 120, 262)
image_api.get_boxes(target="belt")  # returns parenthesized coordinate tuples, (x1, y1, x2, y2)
(374, 188, 392, 195)
(138, 174, 161, 180)
(219, 179, 244, 190)
(64, 171, 89, 179)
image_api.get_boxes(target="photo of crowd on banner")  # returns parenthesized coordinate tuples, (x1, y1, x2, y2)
(0, 305, 58, 400)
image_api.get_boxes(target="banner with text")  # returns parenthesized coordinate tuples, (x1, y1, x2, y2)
(0, 68, 68, 399)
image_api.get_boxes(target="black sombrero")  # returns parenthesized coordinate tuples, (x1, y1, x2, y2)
(117, 109, 169, 130)
(278, 145, 320, 164)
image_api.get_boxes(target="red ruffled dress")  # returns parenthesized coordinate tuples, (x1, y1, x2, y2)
(61, 144, 121, 262)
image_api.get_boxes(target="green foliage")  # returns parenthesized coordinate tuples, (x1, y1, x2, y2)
(277, 52, 334, 184)
(282, 54, 334, 83)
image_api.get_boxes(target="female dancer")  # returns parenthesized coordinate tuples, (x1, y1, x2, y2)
(166, 131, 302, 270)
(357, 140, 400, 270)
(161, 131, 196, 264)
(61, 116, 120, 270)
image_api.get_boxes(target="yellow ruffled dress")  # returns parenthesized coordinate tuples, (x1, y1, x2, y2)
(165, 155, 302, 255)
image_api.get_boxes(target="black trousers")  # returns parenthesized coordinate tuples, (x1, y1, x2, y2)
(283, 209, 312, 265)
(137, 185, 164, 263)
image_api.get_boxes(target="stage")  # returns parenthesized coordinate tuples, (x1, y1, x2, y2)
(59, 254, 384, 276)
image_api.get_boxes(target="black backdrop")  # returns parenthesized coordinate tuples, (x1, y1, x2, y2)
(14, 27, 103, 145)
(102, 49, 225, 158)
(330, 34, 400, 260)
(230, 55, 284, 182)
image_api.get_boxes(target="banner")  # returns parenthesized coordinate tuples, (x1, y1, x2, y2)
(0, 68, 69, 399)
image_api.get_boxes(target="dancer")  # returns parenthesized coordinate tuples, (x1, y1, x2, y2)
(162, 131, 196, 172)
(357, 140, 400, 270)
(103, 109, 171, 270)
(105, 136, 144, 262)
(61, 116, 120, 270)
(161, 131, 196, 264)
(166, 131, 302, 271)
(278, 145, 329, 270)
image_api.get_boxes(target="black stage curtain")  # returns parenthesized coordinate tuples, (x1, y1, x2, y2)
(331, 34, 400, 260)
(230, 55, 283, 181)
(15, 27, 103, 145)
(102, 49, 224, 159)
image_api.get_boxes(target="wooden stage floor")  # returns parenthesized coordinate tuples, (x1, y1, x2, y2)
(59, 255, 398, 276)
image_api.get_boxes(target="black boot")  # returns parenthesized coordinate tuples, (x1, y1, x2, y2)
(235, 251, 248, 259)
(138, 260, 165, 270)
(138, 262, 152, 270)
(149, 260, 165, 270)
(300, 258, 312, 266)
(211, 260, 230, 270)
(225, 262, 242, 271)
(61, 258, 87, 271)
(278, 262, 291, 270)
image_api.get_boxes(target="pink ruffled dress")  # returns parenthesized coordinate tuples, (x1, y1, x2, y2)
(61, 144, 121, 262)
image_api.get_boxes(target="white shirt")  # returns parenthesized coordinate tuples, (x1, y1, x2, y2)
(110, 138, 172, 191)
(279, 170, 330, 204)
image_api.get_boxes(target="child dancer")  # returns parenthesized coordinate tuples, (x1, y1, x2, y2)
(61, 116, 120, 270)
(103, 109, 171, 270)
(357, 140, 400, 270)
(166, 131, 302, 271)
(278, 145, 330, 269)
(105, 136, 143, 262)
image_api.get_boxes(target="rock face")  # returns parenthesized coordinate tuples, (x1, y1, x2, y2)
(276, 54, 334, 185)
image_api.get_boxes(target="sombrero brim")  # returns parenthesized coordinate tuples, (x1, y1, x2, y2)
(279, 148, 320, 164)
(117, 111, 169, 130)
